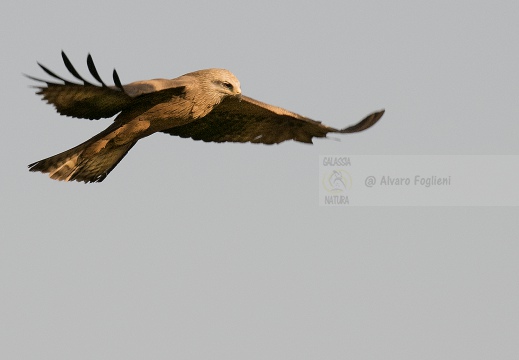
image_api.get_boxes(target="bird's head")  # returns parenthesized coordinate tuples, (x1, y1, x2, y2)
(210, 69, 242, 99)
(191, 68, 242, 101)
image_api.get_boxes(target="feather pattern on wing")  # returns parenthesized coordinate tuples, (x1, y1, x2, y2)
(26, 51, 194, 120)
(162, 95, 384, 144)
(27, 51, 132, 119)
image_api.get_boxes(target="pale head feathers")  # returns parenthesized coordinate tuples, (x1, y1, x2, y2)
(186, 68, 241, 97)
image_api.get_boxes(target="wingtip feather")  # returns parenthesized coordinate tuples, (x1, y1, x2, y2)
(87, 53, 108, 87)
(61, 51, 93, 85)
(338, 109, 385, 134)
(112, 69, 125, 93)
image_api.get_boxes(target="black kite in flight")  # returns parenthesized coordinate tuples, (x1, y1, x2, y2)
(27, 52, 384, 183)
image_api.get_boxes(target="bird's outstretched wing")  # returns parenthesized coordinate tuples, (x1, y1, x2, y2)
(161, 95, 384, 144)
(26, 51, 134, 119)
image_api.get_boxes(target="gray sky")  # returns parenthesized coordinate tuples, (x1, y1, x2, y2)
(1, 1, 518, 359)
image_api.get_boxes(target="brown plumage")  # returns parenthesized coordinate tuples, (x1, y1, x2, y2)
(27, 52, 384, 183)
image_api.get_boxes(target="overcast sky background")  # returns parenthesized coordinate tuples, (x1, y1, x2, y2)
(1, 1, 518, 359)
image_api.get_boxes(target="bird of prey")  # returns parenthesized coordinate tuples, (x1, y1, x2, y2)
(27, 52, 384, 183)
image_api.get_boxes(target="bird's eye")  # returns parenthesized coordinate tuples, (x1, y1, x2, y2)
(222, 82, 233, 91)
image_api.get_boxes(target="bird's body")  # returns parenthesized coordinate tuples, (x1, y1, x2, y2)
(28, 52, 384, 183)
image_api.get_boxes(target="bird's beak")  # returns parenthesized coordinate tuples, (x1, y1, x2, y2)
(236, 92, 242, 101)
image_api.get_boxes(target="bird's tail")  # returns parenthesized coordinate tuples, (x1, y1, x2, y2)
(28, 127, 136, 183)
